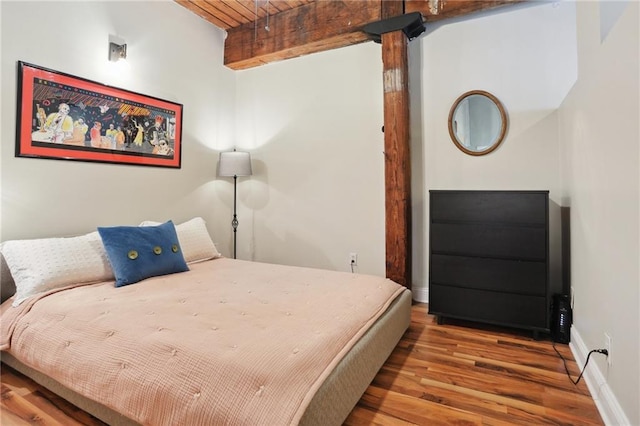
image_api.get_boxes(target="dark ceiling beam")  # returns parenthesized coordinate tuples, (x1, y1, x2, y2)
(406, 0, 526, 22)
(224, 0, 381, 70)
(222, 0, 524, 70)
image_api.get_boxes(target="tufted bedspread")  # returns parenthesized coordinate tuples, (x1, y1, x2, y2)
(0, 258, 405, 425)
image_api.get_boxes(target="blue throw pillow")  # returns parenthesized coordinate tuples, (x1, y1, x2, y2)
(98, 220, 189, 287)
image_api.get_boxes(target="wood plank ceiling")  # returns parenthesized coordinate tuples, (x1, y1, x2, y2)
(175, 0, 524, 70)
(175, 0, 316, 30)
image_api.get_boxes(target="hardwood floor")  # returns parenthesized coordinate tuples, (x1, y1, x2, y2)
(1, 303, 603, 425)
(1, 369, 106, 426)
(344, 304, 603, 425)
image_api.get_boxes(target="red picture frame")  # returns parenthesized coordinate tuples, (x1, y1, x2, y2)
(15, 61, 183, 168)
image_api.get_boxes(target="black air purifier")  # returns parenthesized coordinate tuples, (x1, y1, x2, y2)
(551, 294, 572, 344)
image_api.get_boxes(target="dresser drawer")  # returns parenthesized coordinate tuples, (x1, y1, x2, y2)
(430, 191, 548, 225)
(430, 254, 546, 296)
(429, 284, 547, 329)
(430, 223, 546, 261)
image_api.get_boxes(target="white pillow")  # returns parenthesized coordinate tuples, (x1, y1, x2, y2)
(139, 217, 221, 263)
(2, 232, 114, 306)
(0, 243, 17, 303)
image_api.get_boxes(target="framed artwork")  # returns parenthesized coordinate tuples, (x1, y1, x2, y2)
(15, 61, 183, 168)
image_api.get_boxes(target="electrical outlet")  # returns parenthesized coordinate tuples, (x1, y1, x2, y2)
(604, 333, 612, 366)
(349, 253, 358, 266)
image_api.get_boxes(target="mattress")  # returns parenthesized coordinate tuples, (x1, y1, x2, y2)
(1, 258, 411, 425)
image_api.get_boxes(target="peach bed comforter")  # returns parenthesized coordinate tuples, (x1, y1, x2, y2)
(0, 258, 404, 425)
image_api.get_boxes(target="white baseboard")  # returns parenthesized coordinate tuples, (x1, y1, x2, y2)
(569, 327, 631, 425)
(412, 285, 428, 303)
(411, 285, 628, 422)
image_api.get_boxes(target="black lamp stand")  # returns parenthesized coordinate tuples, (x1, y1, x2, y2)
(218, 149, 251, 259)
(231, 174, 239, 259)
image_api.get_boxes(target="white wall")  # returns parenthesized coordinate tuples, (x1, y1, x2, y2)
(233, 3, 576, 289)
(559, 2, 639, 424)
(1, 1, 637, 422)
(411, 2, 578, 300)
(234, 43, 386, 274)
(0, 1, 235, 247)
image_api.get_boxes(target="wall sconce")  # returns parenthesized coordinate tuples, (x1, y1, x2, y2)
(109, 42, 127, 62)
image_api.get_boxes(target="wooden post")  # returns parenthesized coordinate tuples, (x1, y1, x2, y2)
(381, 2, 412, 289)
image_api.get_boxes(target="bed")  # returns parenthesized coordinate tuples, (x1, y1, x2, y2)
(0, 217, 411, 425)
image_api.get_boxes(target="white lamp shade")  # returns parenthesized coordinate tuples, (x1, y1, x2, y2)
(218, 151, 252, 177)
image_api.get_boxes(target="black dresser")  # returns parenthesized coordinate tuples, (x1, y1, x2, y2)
(428, 190, 561, 337)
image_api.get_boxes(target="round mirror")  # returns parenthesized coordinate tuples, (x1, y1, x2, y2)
(448, 90, 507, 156)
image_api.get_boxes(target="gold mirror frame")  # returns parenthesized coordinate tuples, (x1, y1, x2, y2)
(448, 90, 508, 156)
